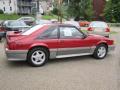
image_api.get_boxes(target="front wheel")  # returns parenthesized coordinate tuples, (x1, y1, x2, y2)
(93, 44, 108, 59)
(27, 47, 49, 67)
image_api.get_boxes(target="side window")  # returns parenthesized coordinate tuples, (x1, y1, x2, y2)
(39, 26, 58, 39)
(60, 27, 83, 39)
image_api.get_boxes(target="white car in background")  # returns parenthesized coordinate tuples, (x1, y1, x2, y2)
(87, 21, 110, 37)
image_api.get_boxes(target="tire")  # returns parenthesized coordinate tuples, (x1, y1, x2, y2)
(93, 44, 108, 59)
(27, 47, 49, 67)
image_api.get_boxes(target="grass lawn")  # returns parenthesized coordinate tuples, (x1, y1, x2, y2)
(0, 14, 58, 20)
(0, 14, 21, 20)
(41, 15, 58, 20)
(110, 31, 118, 34)
(0, 14, 34, 20)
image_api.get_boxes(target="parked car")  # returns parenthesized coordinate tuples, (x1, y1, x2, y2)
(0, 20, 31, 40)
(87, 21, 110, 37)
(5, 24, 115, 67)
(35, 19, 52, 25)
(64, 21, 81, 29)
(2, 20, 31, 32)
(79, 20, 90, 27)
(17, 17, 35, 26)
(0, 21, 5, 41)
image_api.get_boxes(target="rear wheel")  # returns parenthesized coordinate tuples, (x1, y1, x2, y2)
(27, 47, 49, 67)
(93, 44, 108, 59)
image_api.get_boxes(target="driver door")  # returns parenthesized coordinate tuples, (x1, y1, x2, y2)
(57, 26, 92, 58)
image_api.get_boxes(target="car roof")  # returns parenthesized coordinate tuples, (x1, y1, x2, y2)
(48, 23, 77, 27)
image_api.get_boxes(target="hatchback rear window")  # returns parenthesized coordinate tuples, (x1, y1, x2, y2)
(21, 25, 44, 35)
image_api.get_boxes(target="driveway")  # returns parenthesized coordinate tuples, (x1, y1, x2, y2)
(0, 27, 120, 90)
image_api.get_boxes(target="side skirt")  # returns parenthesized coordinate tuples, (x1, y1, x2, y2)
(56, 53, 93, 59)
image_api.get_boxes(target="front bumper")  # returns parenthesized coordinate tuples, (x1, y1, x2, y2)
(5, 48, 28, 61)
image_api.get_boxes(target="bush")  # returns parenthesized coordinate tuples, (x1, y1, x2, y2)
(0, 9, 4, 14)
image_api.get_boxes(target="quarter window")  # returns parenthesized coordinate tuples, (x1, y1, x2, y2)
(39, 26, 58, 39)
(60, 27, 83, 39)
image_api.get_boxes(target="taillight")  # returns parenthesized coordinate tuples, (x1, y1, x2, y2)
(87, 27, 93, 31)
(105, 28, 110, 32)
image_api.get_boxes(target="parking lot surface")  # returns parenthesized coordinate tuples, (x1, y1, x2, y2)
(0, 27, 120, 90)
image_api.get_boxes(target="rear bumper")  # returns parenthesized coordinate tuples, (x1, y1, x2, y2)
(5, 48, 28, 61)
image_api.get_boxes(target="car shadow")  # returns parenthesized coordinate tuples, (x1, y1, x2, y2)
(5, 53, 114, 68)
(5, 55, 96, 68)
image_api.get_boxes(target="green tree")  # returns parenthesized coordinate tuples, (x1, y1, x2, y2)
(66, 0, 93, 20)
(104, 0, 120, 22)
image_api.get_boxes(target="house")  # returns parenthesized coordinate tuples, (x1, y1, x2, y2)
(0, 0, 54, 15)
(0, 0, 17, 14)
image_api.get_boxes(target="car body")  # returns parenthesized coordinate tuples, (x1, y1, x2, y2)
(79, 20, 90, 27)
(0, 20, 30, 40)
(87, 21, 110, 37)
(64, 21, 81, 29)
(2, 20, 30, 32)
(0, 21, 6, 41)
(17, 17, 35, 26)
(5, 24, 115, 67)
(0, 28, 5, 41)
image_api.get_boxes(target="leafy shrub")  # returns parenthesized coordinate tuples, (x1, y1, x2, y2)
(0, 9, 4, 14)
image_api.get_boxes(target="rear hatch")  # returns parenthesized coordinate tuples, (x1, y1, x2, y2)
(6, 31, 26, 49)
(6, 31, 26, 42)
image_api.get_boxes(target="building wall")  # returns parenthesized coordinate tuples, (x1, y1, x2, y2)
(0, 0, 17, 14)
(17, 0, 32, 15)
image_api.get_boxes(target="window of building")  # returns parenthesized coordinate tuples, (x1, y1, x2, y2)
(9, 0, 11, 3)
(10, 7, 12, 11)
(3, 7, 5, 11)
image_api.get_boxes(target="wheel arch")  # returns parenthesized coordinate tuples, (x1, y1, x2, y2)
(96, 42, 108, 50)
(27, 44, 50, 58)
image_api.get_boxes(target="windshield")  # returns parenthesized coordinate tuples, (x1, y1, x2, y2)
(21, 25, 44, 35)
(90, 22, 108, 28)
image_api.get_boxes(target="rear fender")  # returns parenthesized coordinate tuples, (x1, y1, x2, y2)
(29, 43, 49, 50)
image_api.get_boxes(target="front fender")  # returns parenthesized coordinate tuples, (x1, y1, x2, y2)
(96, 40, 107, 46)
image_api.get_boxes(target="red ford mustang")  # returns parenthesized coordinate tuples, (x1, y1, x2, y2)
(5, 24, 115, 67)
